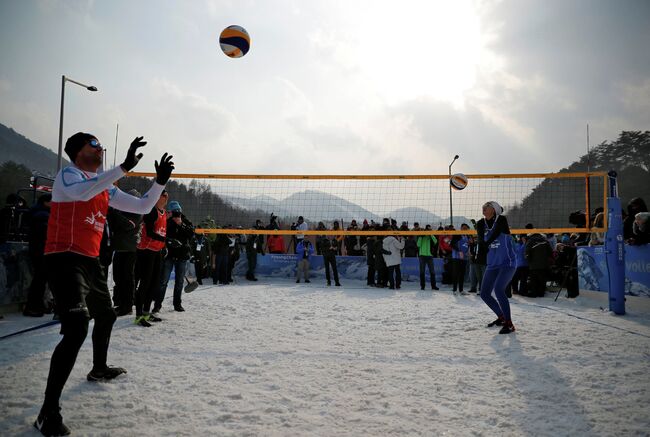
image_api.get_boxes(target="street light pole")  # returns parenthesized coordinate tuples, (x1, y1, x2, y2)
(56, 75, 98, 173)
(449, 154, 459, 227)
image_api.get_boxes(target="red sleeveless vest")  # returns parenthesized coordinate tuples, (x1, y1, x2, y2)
(137, 209, 167, 251)
(45, 190, 110, 257)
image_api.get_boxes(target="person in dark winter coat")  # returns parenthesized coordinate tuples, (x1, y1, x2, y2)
(450, 224, 470, 295)
(404, 236, 418, 258)
(212, 230, 232, 285)
(193, 231, 212, 284)
(625, 198, 648, 244)
(373, 230, 388, 288)
(157, 201, 194, 312)
(469, 220, 487, 293)
(632, 212, 650, 245)
(245, 220, 264, 280)
(23, 194, 52, 317)
(525, 233, 553, 297)
(364, 234, 376, 286)
(319, 236, 341, 286)
(108, 189, 143, 316)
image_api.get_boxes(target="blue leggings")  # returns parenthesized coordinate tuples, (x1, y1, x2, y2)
(480, 266, 516, 321)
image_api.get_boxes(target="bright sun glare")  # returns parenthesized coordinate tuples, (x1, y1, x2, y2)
(355, 1, 484, 107)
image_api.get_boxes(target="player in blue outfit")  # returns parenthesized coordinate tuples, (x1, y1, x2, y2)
(475, 201, 517, 334)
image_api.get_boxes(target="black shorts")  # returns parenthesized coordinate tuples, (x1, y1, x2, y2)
(46, 252, 114, 333)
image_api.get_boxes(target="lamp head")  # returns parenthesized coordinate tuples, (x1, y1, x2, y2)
(87, 86, 98, 92)
(454, 155, 459, 160)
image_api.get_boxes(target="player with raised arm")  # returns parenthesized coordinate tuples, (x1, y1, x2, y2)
(34, 132, 174, 436)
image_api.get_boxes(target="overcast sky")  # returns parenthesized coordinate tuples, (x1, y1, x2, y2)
(1, 0, 648, 176)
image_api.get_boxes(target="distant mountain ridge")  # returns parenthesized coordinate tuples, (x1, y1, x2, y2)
(222, 190, 381, 223)
(0, 122, 65, 176)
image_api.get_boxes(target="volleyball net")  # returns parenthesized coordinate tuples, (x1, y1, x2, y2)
(121, 172, 609, 236)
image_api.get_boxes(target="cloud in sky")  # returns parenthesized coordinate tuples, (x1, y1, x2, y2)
(0, 0, 648, 175)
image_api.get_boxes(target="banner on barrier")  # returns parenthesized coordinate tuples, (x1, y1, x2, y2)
(578, 245, 650, 297)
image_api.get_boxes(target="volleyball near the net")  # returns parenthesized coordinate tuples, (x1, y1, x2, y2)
(219, 25, 250, 58)
(450, 173, 468, 190)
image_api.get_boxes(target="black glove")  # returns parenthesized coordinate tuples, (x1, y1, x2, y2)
(155, 153, 175, 185)
(167, 238, 182, 249)
(120, 136, 147, 172)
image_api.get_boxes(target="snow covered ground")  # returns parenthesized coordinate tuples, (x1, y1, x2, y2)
(1, 279, 650, 436)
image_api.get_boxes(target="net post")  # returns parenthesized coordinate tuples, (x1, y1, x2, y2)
(605, 171, 625, 315)
(585, 174, 591, 229)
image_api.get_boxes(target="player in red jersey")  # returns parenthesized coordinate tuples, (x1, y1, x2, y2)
(34, 132, 174, 436)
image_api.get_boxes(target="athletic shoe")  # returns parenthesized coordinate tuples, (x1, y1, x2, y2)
(87, 366, 127, 382)
(151, 306, 161, 314)
(34, 407, 70, 436)
(147, 313, 163, 322)
(174, 305, 185, 312)
(499, 321, 516, 334)
(432, 286, 439, 290)
(134, 316, 151, 327)
(487, 317, 505, 327)
(296, 279, 300, 283)
(420, 286, 425, 290)
(459, 291, 469, 296)
(305, 279, 311, 283)
(335, 282, 341, 287)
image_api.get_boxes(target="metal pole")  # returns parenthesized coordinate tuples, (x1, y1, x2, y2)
(55, 76, 97, 173)
(448, 155, 458, 227)
(449, 165, 453, 227)
(56, 75, 66, 173)
(113, 123, 119, 168)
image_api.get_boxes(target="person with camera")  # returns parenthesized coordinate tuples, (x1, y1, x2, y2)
(34, 132, 173, 436)
(295, 237, 314, 283)
(319, 235, 341, 286)
(266, 213, 285, 254)
(157, 201, 194, 312)
(245, 220, 264, 281)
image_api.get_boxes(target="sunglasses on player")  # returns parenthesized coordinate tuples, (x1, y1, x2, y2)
(88, 139, 102, 149)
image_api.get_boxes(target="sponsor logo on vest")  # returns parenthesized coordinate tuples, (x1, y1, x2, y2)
(85, 210, 107, 231)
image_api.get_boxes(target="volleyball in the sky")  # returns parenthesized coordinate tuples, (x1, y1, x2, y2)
(450, 173, 468, 190)
(219, 25, 251, 58)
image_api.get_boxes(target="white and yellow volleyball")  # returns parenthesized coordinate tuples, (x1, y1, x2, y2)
(219, 25, 251, 58)
(450, 173, 468, 190)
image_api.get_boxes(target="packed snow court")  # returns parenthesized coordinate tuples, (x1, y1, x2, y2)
(2, 280, 650, 436)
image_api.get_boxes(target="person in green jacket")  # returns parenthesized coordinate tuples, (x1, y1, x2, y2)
(417, 224, 439, 290)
